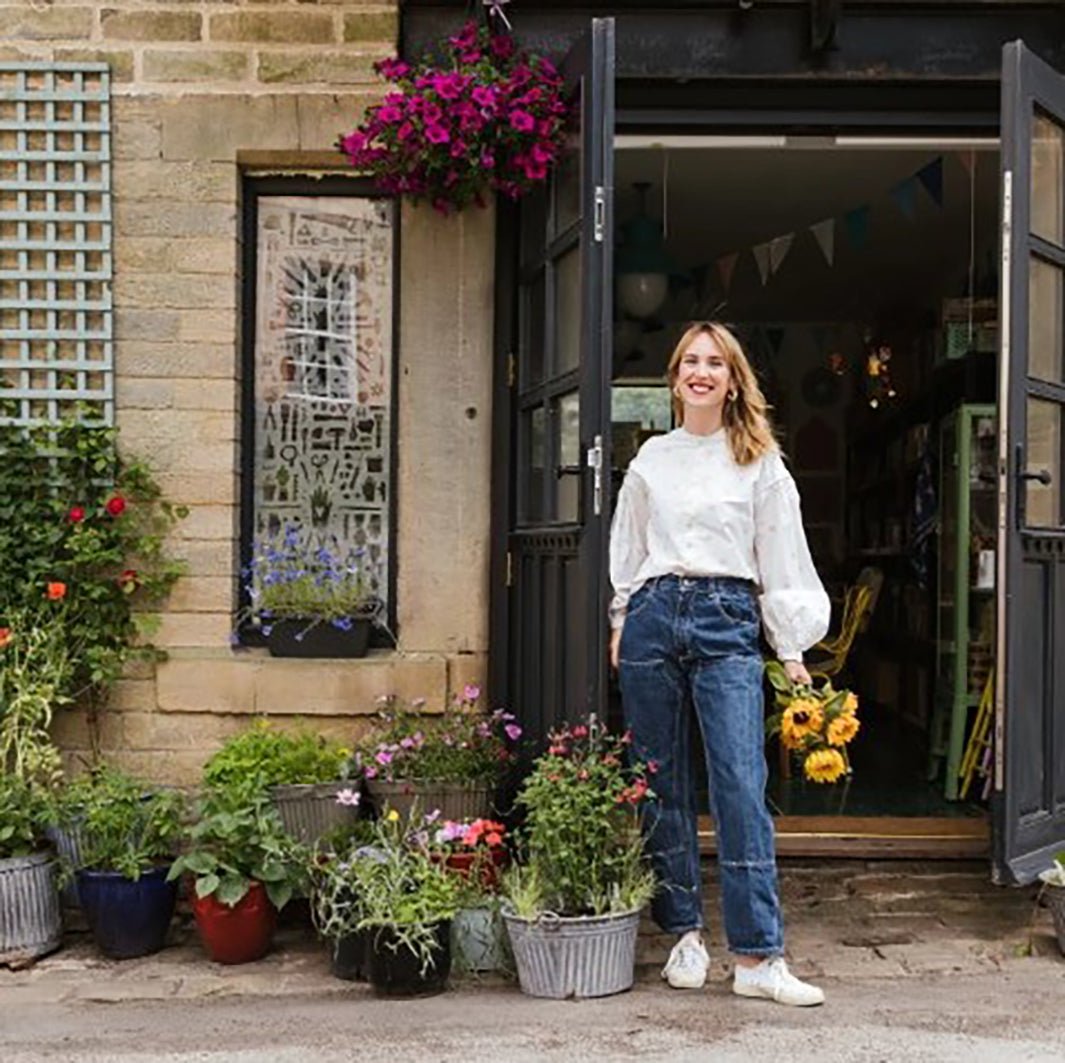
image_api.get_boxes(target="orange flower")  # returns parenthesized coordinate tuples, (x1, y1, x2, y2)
(827, 713, 860, 747)
(46, 582, 67, 601)
(803, 748, 848, 784)
(0, 627, 11, 648)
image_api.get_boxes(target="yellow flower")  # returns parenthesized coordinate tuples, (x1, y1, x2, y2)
(803, 748, 848, 784)
(780, 699, 824, 748)
(827, 713, 860, 746)
(386, 809, 400, 822)
(843, 691, 859, 715)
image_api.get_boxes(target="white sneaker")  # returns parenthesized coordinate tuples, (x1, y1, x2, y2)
(732, 957, 825, 1006)
(661, 935, 710, 989)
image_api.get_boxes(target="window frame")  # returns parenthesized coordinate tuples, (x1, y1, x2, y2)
(238, 174, 401, 648)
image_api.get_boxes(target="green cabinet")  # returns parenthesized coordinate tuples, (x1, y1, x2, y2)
(929, 405, 997, 799)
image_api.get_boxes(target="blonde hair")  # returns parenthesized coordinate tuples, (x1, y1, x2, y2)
(666, 321, 777, 466)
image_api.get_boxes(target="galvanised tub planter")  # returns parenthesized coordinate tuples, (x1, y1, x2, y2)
(270, 781, 359, 847)
(502, 907, 642, 1000)
(368, 780, 491, 824)
(0, 852, 62, 965)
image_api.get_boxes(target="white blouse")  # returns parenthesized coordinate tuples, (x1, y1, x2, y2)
(609, 426, 830, 662)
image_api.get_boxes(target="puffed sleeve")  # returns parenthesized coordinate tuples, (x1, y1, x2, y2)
(753, 453, 830, 661)
(608, 468, 650, 630)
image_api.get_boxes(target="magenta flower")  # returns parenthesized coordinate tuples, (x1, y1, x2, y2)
(375, 57, 411, 81)
(471, 85, 497, 109)
(509, 110, 536, 133)
(480, 151, 496, 169)
(425, 123, 451, 145)
(505, 723, 523, 742)
(378, 104, 403, 124)
(375, 750, 394, 766)
(463, 683, 481, 701)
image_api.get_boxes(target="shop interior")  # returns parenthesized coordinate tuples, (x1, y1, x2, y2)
(608, 136, 1000, 821)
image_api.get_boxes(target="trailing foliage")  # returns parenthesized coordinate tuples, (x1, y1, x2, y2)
(0, 772, 50, 859)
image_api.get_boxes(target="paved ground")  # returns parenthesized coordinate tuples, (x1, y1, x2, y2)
(2, 860, 1063, 1061)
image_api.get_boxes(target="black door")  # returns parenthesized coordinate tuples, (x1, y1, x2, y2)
(994, 41, 1065, 884)
(506, 19, 615, 747)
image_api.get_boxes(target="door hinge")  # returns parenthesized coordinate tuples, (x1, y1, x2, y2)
(593, 186, 606, 243)
(506, 351, 516, 388)
(505, 549, 513, 587)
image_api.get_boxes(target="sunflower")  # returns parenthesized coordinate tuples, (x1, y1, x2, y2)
(780, 698, 824, 748)
(803, 748, 848, 784)
(826, 713, 860, 747)
(842, 691, 859, 715)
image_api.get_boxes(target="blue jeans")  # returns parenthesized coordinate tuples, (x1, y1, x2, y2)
(618, 574, 784, 956)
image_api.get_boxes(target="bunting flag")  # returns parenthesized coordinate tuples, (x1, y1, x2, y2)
(810, 218, 835, 266)
(752, 243, 772, 286)
(957, 149, 976, 177)
(917, 157, 944, 206)
(890, 177, 918, 220)
(769, 233, 794, 275)
(717, 252, 739, 292)
(844, 206, 870, 251)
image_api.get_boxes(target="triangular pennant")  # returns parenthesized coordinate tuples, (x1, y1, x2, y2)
(766, 326, 785, 356)
(916, 157, 944, 206)
(769, 233, 794, 275)
(810, 218, 835, 266)
(717, 252, 739, 292)
(957, 150, 976, 177)
(844, 206, 870, 251)
(890, 177, 918, 220)
(752, 243, 771, 286)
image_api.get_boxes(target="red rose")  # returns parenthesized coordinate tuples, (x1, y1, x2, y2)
(46, 582, 67, 601)
(0, 627, 11, 648)
(68, 505, 86, 523)
(105, 495, 126, 517)
(119, 569, 139, 591)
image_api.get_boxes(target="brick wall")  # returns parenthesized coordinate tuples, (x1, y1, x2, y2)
(2, 2, 497, 781)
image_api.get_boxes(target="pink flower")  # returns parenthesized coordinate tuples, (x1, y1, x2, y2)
(339, 131, 368, 157)
(530, 142, 554, 165)
(463, 683, 481, 702)
(571, 725, 589, 739)
(509, 109, 536, 133)
(432, 73, 467, 101)
(450, 140, 468, 159)
(425, 123, 450, 145)
(363, 765, 378, 780)
(375, 750, 393, 766)
(504, 723, 522, 742)
(523, 159, 548, 182)
(479, 151, 496, 169)
(335, 788, 361, 808)
(489, 35, 515, 60)
(471, 86, 497, 109)
(396, 121, 414, 142)
(377, 104, 403, 124)
(375, 57, 411, 81)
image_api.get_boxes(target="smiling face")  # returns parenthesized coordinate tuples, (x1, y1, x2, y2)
(672, 330, 733, 418)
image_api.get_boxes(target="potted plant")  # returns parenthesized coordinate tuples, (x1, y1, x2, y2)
(500, 718, 657, 1000)
(202, 720, 356, 847)
(349, 686, 521, 822)
(237, 525, 379, 658)
(0, 774, 61, 965)
(432, 817, 510, 974)
(168, 794, 307, 965)
(1038, 852, 1065, 956)
(73, 766, 185, 959)
(338, 20, 567, 214)
(312, 808, 460, 996)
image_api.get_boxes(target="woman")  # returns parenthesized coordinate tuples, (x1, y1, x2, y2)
(609, 321, 829, 1006)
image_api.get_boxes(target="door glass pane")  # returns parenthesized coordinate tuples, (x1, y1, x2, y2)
(1029, 256, 1063, 383)
(555, 390, 580, 522)
(520, 185, 547, 268)
(555, 247, 581, 374)
(1031, 112, 1064, 246)
(520, 404, 546, 522)
(1026, 398, 1061, 527)
(521, 271, 546, 388)
(552, 144, 581, 238)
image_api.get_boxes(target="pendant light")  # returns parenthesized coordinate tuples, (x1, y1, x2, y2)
(616, 181, 674, 320)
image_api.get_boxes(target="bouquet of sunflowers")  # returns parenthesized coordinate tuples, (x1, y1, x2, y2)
(764, 661, 860, 784)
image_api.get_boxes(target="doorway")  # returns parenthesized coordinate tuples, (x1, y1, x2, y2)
(608, 135, 1001, 846)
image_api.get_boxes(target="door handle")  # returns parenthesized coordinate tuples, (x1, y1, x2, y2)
(555, 465, 581, 477)
(1019, 469, 1052, 486)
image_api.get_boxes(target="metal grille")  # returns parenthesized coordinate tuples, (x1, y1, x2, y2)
(0, 63, 112, 426)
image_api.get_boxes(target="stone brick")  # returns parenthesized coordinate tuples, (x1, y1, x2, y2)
(209, 11, 335, 44)
(294, 93, 380, 155)
(0, 8, 93, 40)
(157, 657, 256, 714)
(176, 308, 236, 344)
(113, 163, 236, 203)
(55, 48, 135, 82)
(113, 117, 162, 162)
(446, 654, 488, 704)
(115, 308, 182, 341)
(101, 750, 211, 786)
(153, 471, 236, 509)
(342, 10, 398, 43)
(101, 9, 202, 42)
(108, 678, 159, 713)
(119, 712, 244, 751)
(168, 539, 238, 579)
(115, 341, 237, 380)
(116, 201, 237, 238)
(171, 240, 238, 274)
(171, 378, 238, 412)
(166, 576, 234, 614)
(115, 409, 238, 473)
(143, 49, 249, 83)
(155, 612, 234, 650)
(162, 95, 300, 161)
(114, 273, 236, 310)
(256, 51, 380, 86)
(169, 505, 238, 542)
(118, 376, 174, 410)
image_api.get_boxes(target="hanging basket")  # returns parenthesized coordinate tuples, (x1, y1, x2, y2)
(502, 907, 641, 1000)
(0, 852, 62, 966)
(368, 779, 491, 823)
(270, 781, 359, 847)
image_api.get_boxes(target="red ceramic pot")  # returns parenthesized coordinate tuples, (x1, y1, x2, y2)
(191, 880, 277, 965)
(444, 848, 509, 892)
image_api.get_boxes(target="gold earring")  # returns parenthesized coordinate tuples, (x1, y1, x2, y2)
(728, 390, 738, 402)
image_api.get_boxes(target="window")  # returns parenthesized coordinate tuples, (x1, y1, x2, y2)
(0, 64, 112, 426)
(241, 178, 397, 635)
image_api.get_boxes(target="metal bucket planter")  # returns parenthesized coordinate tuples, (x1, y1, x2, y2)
(1044, 885, 1065, 955)
(452, 906, 507, 973)
(368, 780, 491, 823)
(502, 908, 642, 999)
(45, 822, 86, 907)
(270, 781, 359, 847)
(0, 852, 62, 965)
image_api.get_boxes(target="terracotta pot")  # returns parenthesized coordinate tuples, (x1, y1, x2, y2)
(191, 880, 277, 965)
(444, 848, 509, 892)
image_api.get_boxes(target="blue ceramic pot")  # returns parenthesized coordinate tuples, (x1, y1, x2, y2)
(77, 865, 177, 959)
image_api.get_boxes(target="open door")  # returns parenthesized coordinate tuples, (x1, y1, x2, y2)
(506, 19, 615, 746)
(994, 41, 1065, 884)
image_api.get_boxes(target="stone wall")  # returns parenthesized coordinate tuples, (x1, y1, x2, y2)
(1, 1, 497, 781)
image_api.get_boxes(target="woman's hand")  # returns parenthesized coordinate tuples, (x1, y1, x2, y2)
(609, 627, 622, 671)
(783, 659, 812, 687)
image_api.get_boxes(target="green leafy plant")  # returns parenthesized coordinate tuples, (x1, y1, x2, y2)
(0, 773, 50, 859)
(202, 721, 350, 804)
(71, 765, 185, 880)
(312, 808, 460, 974)
(348, 686, 522, 785)
(503, 716, 657, 918)
(0, 420, 187, 757)
(168, 796, 307, 910)
(1039, 852, 1065, 888)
